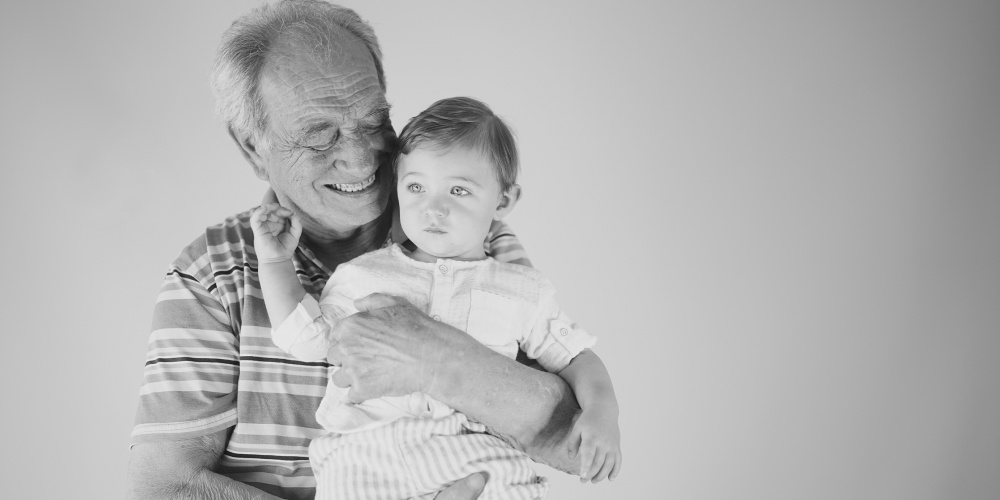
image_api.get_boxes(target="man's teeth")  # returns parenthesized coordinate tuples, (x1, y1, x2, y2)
(330, 173, 376, 193)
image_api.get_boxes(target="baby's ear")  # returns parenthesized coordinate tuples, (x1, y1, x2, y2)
(494, 184, 522, 220)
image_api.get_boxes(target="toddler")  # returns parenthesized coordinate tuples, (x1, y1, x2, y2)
(251, 97, 620, 500)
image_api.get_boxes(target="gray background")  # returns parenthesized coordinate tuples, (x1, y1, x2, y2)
(1, 1, 998, 499)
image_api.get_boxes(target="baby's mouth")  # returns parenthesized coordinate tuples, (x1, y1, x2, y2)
(326, 173, 377, 193)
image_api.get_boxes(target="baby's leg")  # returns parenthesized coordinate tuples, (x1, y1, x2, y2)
(396, 414, 548, 500)
(309, 414, 547, 500)
(310, 428, 416, 500)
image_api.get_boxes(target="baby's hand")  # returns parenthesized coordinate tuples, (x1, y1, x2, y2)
(249, 203, 302, 264)
(571, 404, 622, 484)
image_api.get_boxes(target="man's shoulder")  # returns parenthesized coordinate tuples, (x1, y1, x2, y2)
(169, 208, 256, 276)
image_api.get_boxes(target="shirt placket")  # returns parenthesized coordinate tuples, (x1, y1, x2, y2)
(427, 260, 455, 323)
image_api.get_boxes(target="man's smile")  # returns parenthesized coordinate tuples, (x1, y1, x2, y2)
(324, 172, 377, 194)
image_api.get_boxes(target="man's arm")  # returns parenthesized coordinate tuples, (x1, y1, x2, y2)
(329, 294, 582, 473)
(131, 226, 281, 498)
(433, 338, 583, 473)
(128, 430, 281, 500)
(128, 427, 490, 500)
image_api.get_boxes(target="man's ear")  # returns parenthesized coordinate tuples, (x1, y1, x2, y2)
(228, 126, 268, 181)
(494, 184, 522, 220)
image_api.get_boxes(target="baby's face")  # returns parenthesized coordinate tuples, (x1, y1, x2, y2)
(396, 146, 505, 262)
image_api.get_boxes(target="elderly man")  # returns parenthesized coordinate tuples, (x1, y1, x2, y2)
(127, 1, 579, 499)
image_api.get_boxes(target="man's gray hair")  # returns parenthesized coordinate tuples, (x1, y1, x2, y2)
(210, 0, 386, 148)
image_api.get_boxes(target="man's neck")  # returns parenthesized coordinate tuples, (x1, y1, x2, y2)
(300, 210, 393, 271)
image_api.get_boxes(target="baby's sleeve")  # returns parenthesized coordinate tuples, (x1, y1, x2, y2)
(520, 277, 597, 373)
(271, 266, 360, 362)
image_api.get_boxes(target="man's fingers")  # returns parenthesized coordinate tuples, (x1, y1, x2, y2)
(354, 292, 410, 312)
(330, 368, 352, 388)
(327, 343, 344, 365)
(434, 472, 487, 500)
(346, 385, 366, 404)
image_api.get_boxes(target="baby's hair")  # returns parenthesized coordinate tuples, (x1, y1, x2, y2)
(396, 97, 519, 193)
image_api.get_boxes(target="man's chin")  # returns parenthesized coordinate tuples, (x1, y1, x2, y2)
(334, 190, 392, 227)
(333, 205, 386, 229)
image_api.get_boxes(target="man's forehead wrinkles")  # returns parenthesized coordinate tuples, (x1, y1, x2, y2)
(294, 83, 385, 118)
(270, 50, 375, 85)
(290, 72, 362, 97)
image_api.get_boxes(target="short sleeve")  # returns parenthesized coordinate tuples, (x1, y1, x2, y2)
(131, 250, 239, 445)
(520, 277, 597, 372)
(317, 266, 362, 322)
(271, 267, 361, 362)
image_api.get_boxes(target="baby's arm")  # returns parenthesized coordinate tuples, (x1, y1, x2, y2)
(520, 275, 622, 483)
(558, 350, 622, 483)
(249, 203, 307, 329)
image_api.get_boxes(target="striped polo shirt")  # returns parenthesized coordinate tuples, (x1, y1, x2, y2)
(132, 206, 531, 500)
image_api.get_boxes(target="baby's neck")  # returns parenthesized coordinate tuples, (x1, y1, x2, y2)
(407, 247, 487, 263)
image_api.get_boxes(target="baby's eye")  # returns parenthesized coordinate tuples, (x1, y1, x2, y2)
(406, 183, 423, 193)
(450, 186, 470, 197)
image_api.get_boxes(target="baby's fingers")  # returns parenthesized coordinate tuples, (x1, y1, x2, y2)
(249, 206, 267, 227)
(578, 440, 597, 483)
(567, 422, 583, 456)
(287, 211, 303, 240)
(592, 452, 614, 483)
(254, 203, 281, 216)
(272, 206, 295, 219)
(609, 452, 622, 481)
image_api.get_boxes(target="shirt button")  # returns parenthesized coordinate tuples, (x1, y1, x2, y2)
(438, 265, 448, 273)
(433, 315, 441, 321)
(560, 328, 569, 336)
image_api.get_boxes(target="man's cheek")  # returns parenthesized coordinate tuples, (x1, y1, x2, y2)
(379, 124, 398, 149)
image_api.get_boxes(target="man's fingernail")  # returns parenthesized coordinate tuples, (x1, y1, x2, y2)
(472, 471, 488, 488)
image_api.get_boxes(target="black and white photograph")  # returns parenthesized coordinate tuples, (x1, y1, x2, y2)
(1, 1, 998, 499)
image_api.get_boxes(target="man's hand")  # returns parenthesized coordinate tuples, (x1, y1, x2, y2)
(249, 203, 302, 263)
(327, 293, 474, 402)
(328, 293, 583, 474)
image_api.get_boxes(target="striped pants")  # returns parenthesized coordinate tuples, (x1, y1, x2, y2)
(310, 413, 548, 500)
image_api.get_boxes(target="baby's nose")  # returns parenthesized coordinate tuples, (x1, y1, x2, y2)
(425, 199, 449, 217)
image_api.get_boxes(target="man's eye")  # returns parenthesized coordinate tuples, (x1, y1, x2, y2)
(450, 187, 470, 197)
(407, 183, 423, 193)
(306, 130, 339, 151)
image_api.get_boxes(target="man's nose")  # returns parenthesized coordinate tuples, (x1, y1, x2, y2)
(332, 138, 374, 174)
